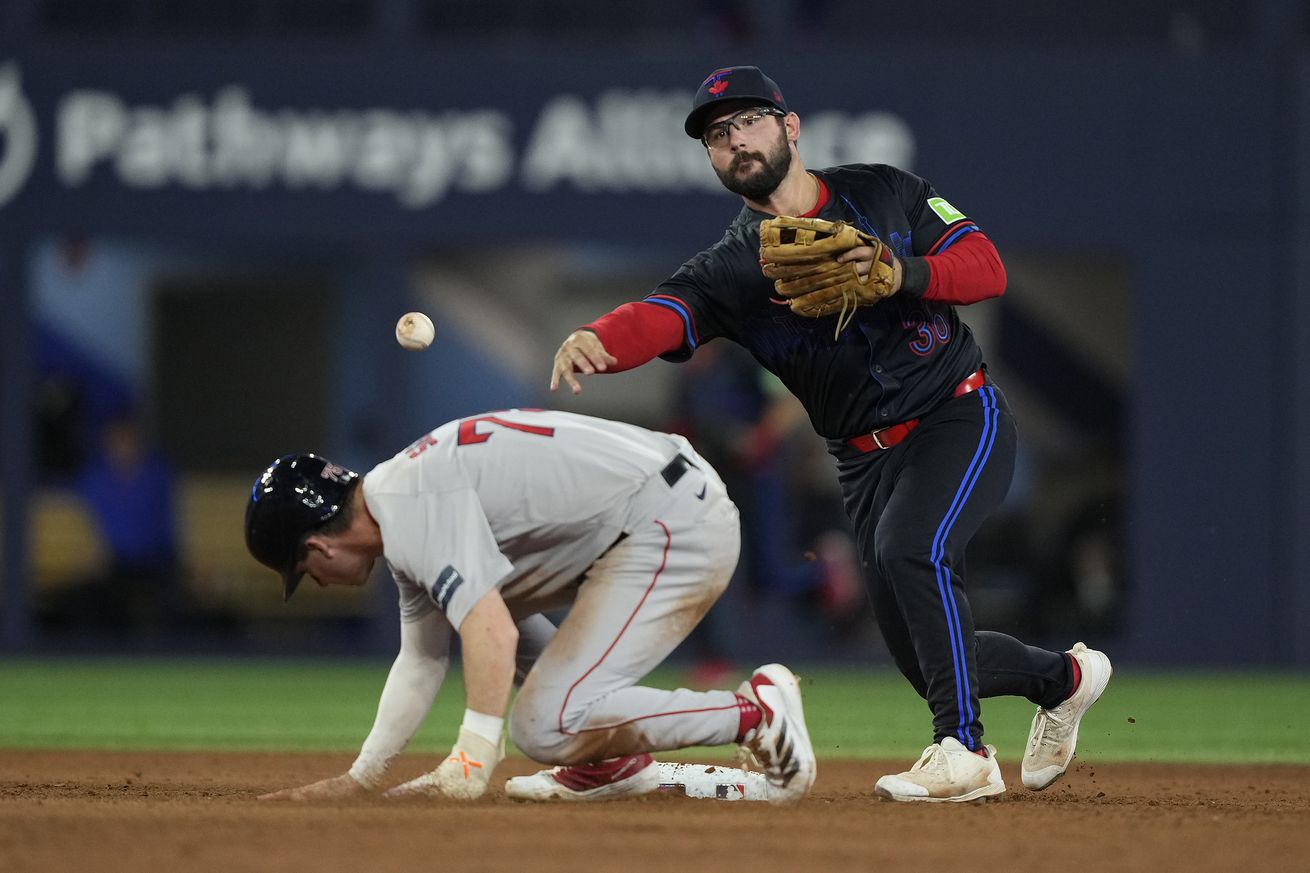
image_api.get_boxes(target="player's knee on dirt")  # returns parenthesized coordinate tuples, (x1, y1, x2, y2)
(510, 681, 631, 765)
(509, 683, 582, 764)
(507, 708, 553, 763)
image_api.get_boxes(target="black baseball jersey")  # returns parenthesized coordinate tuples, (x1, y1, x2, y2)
(647, 164, 985, 440)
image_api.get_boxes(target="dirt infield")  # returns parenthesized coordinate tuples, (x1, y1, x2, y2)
(3, 749, 1307, 873)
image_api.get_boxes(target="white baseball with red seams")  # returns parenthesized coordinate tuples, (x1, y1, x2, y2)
(395, 311, 435, 350)
(348, 408, 749, 779)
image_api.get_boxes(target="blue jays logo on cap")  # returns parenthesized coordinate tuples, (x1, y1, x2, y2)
(684, 65, 789, 139)
(703, 70, 733, 96)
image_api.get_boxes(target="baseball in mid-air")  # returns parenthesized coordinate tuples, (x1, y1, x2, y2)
(395, 311, 435, 351)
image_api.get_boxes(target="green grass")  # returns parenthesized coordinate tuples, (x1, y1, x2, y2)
(1, 658, 1307, 764)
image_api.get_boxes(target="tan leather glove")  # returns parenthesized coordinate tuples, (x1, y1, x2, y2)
(759, 216, 898, 336)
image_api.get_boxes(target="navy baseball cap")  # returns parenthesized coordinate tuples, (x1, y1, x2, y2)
(684, 66, 789, 139)
(245, 453, 359, 601)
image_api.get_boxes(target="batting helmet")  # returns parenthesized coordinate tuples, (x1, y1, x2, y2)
(245, 453, 359, 601)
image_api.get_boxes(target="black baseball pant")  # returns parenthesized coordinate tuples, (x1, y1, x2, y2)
(832, 378, 1074, 751)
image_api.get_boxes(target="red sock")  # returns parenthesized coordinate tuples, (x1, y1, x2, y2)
(552, 754, 653, 790)
(735, 694, 762, 742)
(1068, 654, 1083, 699)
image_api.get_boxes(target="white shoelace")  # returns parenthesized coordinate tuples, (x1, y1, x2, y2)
(1030, 706, 1074, 751)
(911, 744, 954, 777)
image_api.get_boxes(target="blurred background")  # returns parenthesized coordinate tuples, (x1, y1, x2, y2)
(0, 0, 1306, 673)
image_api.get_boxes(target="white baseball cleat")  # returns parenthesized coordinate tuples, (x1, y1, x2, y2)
(735, 663, 817, 804)
(874, 737, 1005, 803)
(1021, 642, 1113, 790)
(504, 754, 659, 802)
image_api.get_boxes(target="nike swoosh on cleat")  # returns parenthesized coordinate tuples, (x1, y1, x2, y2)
(695, 484, 707, 500)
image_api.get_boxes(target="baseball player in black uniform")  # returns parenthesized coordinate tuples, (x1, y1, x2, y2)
(550, 66, 1112, 802)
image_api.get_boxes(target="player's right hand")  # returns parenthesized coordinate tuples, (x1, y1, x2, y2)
(258, 772, 370, 801)
(550, 330, 618, 395)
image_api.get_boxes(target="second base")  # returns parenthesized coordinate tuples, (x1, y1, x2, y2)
(655, 762, 771, 801)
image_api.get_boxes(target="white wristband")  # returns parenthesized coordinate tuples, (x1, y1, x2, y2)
(461, 708, 505, 746)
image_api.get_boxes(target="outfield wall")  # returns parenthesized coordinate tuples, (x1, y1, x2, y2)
(0, 42, 1306, 666)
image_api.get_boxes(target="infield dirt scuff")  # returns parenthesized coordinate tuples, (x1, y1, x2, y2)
(1, 749, 1307, 873)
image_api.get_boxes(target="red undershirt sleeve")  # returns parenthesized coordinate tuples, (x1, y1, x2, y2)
(900, 231, 1007, 305)
(580, 301, 686, 372)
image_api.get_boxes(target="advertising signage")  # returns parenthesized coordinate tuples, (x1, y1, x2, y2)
(0, 57, 914, 246)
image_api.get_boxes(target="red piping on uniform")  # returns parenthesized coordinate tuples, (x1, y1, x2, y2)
(568, 701, 745, 736)
(558, 519, 666, 736)
(557, 520, 742, 738)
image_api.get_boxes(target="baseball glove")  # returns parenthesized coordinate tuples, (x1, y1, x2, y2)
(758, 216, 899, 337)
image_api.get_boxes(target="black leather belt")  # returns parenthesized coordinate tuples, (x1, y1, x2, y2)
(604, 455, 695, 557)
(661, 454, 695, 486)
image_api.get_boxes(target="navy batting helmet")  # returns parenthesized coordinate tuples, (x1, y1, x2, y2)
(245, 453, 359, 601)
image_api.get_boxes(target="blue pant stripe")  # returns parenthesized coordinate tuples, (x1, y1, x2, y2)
(930, 387, 1000, 748)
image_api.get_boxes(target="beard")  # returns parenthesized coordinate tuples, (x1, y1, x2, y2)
(714, 127, 792, 201)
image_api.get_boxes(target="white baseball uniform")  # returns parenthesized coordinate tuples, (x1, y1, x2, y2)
(347, 408, 743, 783)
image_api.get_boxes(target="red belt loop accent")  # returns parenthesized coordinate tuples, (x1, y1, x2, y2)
(846, 368, 986, 454)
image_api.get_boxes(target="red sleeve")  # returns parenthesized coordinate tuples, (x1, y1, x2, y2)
(582, 301, 685, 372)
(921, 231, 1007, 305)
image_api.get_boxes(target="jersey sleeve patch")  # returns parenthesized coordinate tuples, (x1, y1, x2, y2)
(429, 565, 465, 612)
(927, 197, 967, 224)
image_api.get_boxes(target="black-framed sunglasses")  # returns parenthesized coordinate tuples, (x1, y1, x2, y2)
(701, 107, 786, 149)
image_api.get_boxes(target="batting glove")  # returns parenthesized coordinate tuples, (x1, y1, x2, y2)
(383, 727, 503, 800)
(259, 772, 371, 801)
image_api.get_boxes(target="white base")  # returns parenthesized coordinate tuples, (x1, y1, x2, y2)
(655, 762, 771, 801)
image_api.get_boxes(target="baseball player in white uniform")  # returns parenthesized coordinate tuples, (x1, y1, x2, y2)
(245, 408, 816, 803)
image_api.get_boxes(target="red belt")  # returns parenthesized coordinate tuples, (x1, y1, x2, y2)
(845, 369, 987, 454)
